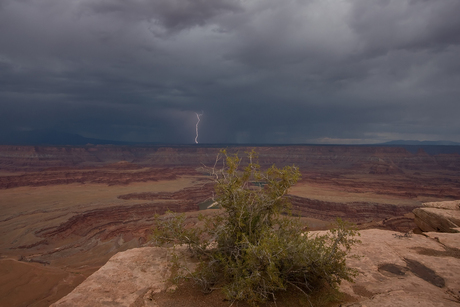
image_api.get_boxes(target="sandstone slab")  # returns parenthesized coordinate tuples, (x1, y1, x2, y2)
(423, 200, 460, 211)
(51, 247, 185, 307)
(341, 229, 460, 307)
(413, 207, 460, 233)
(54, 229, 460, 307)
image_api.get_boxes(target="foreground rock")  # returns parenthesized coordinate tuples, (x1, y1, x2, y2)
(341, 229, 460, 306)
(413, 200, 460, 233)
(50, 247, 186, 307)
(53, 229, 460, 307)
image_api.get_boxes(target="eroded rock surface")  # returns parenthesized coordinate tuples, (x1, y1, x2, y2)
(414, 200, 460, 233)
(341, 229, 460, 307)
(51, 247, 193, 307)
(290, 196, 419, 228)
(53, 229, 460, 307)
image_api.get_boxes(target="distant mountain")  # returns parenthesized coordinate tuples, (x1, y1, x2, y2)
(380, 140, 460, 146)
(0, 130, 142, 146)
(2, 131, 460, 149)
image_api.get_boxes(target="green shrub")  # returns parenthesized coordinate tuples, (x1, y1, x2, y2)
(152, 150, 359, 306)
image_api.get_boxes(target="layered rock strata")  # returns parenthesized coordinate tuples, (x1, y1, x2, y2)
(1, 145, 459, 172)
(290, 196, 419, 223)
(413, 200, 460, 233)
(0, 166, 198, 189)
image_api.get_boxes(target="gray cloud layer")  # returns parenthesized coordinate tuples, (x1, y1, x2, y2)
(1, 0, 459, 144)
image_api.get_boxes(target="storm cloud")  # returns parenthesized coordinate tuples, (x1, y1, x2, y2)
(1, 0, 459, 144)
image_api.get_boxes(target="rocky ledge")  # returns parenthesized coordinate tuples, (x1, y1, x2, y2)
(414, 200, 460, 233)
(52, 231, 460, 306)
(342, 229, 460, 306)
(50, 247, 186, 307)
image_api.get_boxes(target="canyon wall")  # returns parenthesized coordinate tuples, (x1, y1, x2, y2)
(1, 144, 459, 172)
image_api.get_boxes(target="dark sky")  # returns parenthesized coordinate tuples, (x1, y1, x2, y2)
(1, 0, 460, 144)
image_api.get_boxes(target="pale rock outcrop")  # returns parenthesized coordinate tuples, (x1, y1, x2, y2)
(340, 229, 460, 307)
(53, 229, 460, 307)
(51, 247, 193, 307)
(422, 201, 460, 211)
(413, 200, 460, 233)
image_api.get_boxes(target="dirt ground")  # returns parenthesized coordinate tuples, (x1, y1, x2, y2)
(0, 259, 92, 307)
(152, 279, 357, 307)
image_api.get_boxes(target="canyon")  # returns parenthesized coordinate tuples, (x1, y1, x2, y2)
(0, 144, 459, 306)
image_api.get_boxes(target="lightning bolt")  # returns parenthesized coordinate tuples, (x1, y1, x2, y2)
(195, 112, 203, 144)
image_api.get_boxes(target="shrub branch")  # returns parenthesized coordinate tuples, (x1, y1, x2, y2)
(152, 150, 359, 306)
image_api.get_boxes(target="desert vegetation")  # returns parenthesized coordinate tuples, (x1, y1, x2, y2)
(153, 150, 360, 306)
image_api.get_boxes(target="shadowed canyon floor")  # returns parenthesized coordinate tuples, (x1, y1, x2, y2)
(0, 145, 459, 306)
